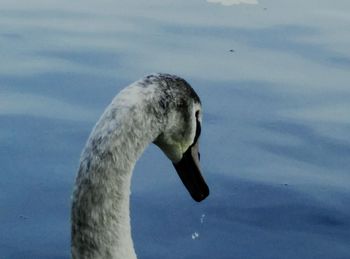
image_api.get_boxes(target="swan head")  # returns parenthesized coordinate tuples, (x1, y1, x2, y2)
(151, 74, 209, 202)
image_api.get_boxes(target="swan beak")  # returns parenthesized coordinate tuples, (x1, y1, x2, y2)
(173, 143, 209, 202)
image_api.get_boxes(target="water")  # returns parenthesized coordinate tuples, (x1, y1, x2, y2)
(1, 0, 350, 258)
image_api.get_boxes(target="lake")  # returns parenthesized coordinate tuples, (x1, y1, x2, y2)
(1, 0, 350, 258)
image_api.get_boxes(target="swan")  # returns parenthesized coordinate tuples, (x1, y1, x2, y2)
(71, 73, 209, 259)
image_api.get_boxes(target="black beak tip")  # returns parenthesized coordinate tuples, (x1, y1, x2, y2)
(191, 185, 210, 202)
(172, 147, 209, 203)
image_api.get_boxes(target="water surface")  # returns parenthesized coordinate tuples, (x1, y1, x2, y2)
(1, 0, 350, 258)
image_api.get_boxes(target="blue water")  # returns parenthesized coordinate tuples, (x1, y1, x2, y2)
(1, 0, 350, 258)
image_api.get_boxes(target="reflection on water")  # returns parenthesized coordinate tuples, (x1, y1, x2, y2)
(1, 0, 350, 258)
(0, 91, 98, 121)
(207, 0, 259, 6)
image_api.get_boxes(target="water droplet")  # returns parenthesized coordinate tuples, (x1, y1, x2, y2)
(200, 214, 206, 224)
(191, 232, 199, 240)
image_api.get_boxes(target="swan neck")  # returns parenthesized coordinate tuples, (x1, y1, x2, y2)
(71, 97, 163, 259)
